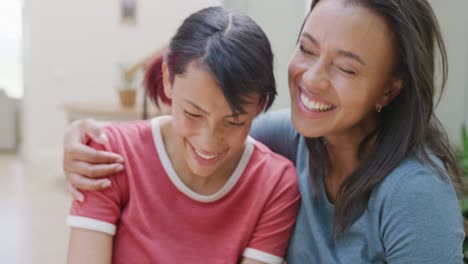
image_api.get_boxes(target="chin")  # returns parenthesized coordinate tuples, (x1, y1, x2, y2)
(188, 165, 217, 178)
(291, 112, 324, 138)
(290, 106, 312, 134)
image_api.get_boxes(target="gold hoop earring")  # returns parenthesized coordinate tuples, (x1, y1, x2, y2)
(376, 105, 382, 113)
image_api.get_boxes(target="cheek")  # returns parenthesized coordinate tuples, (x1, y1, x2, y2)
(226, 135, 247, 152)
(225, 127, 251, 150)
(172, 114, 199, 138)
(335, 81, 379, 114)
(288, 54, 303, 85)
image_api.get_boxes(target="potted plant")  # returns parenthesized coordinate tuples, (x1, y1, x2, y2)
(116, 46, 169, 109)
(118, 64, 139, 107)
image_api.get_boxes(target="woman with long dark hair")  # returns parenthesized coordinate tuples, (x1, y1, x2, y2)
(63, 0, 464, 262)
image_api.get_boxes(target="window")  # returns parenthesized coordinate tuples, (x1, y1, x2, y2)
(0, 0, 23, 98)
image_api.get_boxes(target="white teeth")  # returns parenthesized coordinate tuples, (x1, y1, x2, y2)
(300, 93, 333, 111)
(194, 148, 218, 160)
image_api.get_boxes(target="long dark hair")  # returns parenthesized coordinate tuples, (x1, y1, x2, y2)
(144, 6, 277, 115)
(303, 0, 463, 236)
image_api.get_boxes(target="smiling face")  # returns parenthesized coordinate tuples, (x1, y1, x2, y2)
(288, 0, 401, 141)
(163, 61, 260, 180)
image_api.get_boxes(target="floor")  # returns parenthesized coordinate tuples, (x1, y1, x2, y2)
(0, 153, 71, 263)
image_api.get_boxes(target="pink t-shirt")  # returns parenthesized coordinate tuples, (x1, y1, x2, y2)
(67, 116, 300, 264)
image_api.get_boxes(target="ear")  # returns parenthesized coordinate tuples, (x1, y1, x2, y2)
(162, 61, 173, 100)
(256, 95, 267, 115)
(377, 77, 403, 108)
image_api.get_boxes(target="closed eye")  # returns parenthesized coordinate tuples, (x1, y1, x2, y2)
(226, 121, 245, 127)
(338, 67, 356, 75)
(299, 45, 315, 56)
(184, 110, 202, 118)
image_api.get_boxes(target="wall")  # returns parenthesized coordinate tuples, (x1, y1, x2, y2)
(429, 0, 468, 146)
(22, 0, 221, 167)
(223, 0, 307, 109)
(21, 0, 468, 169)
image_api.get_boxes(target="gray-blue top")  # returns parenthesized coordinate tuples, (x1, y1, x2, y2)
(250, 109, 464, 264)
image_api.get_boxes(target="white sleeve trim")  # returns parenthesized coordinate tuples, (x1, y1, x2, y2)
(243, 248, 283, 264)
(67, 215, 116, 236)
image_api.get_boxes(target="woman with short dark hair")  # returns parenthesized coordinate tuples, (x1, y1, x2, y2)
(66, 7, 299, 264)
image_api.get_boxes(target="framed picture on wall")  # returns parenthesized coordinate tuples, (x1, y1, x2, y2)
(121, 0, 137, 25)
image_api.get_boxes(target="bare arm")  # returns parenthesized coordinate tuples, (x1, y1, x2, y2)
(63, 119, 125, 201)
(67, 228, 113, 264)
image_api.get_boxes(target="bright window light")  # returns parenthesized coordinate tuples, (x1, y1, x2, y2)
(0, 0, 23, 98)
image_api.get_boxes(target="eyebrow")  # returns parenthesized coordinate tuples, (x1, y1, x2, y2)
(301, 32, 367, 66)
(337, 50, 367, 66)
(301, 32, 319, 46)
(185, 99, 248, 118)
(186, 99, 210, 115)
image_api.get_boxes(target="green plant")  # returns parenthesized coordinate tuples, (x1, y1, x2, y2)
(462, 125, 468, 175)
(459, 124, 468, 262)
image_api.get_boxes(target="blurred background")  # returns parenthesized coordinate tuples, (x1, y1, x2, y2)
(0, 0, 466, 263)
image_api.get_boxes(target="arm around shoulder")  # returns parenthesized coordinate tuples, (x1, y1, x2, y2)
(250, 109, 299, 162)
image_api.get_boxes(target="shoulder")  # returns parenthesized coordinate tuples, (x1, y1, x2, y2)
(371, 155, 462, 237)
(371, 156, 464, 262)
(103, 120, 152, 143)
(248, 138, 298, 186)
(251, 138, 296, 170)
(97, 119, 154, 154)
(251, 108, 296, 137)
(250, 109, 301, 162)
(374, 155, 456, 201)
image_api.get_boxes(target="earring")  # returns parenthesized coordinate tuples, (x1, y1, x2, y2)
(376, 105, 382, 113)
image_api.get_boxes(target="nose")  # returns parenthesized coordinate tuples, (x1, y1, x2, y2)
(197, 124, 225, 153)
(302, 59, 330, 91)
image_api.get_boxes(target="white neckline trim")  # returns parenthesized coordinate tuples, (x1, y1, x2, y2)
(150, 116, 255, 203)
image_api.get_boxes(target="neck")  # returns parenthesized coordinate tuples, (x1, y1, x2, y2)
(322, 115, 378, 202)
(180, 171, 231, 195)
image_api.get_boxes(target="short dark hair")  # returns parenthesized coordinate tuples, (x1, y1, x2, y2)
(145, 6, 276, 116)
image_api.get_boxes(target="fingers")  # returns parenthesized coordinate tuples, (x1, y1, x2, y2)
(67, 172, 112, 192)
(79, 119, 109, 145)
(65, 160, 124, 179)
(67, 182, 85, 202)
(63, 118, 123, 201)
(66, 143, 124, 164)
(63, 118, 124, 182)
